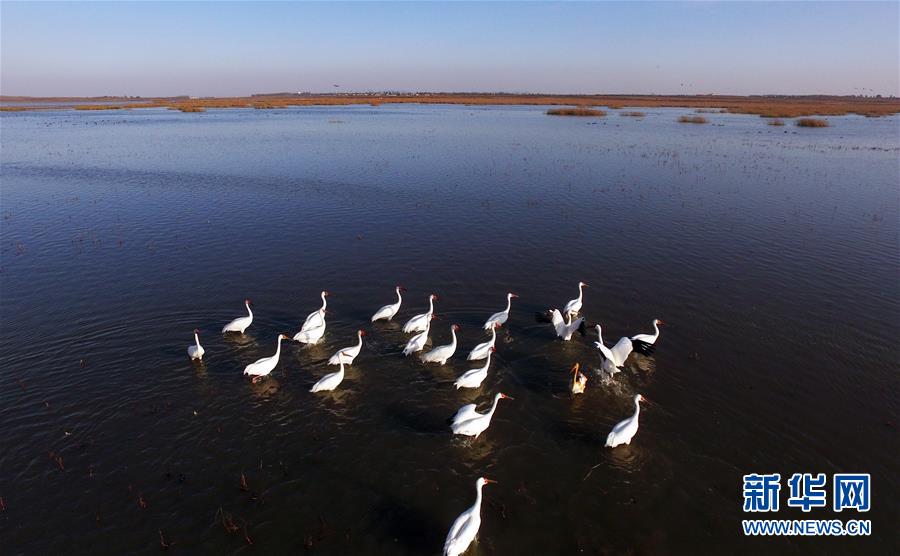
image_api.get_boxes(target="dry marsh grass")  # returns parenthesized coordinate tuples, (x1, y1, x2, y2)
(695, 108, 725, 113)
(620, 111, 646, 117)
(796, 118, 829, 127)
(3, 94, 898, 118)
(678, 115, 708, 124)
(767, 119, 786, 126)
(546, 107, 606, 116)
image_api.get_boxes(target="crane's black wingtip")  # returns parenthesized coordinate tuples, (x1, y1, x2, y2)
(577, 319, 587, 336)
(632, 339, 656, 355)
(534, 311, 553, 324)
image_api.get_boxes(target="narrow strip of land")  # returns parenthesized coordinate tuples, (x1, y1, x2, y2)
(2, 93, 898, 117)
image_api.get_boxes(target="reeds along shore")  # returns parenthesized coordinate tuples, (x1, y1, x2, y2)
(2, 94, 899, 117)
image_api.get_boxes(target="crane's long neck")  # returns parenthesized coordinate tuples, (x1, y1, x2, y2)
(651, 321, 660, 341)
(274, 336, 283, 357)
(482, 351, 492, 369)
(395, 288, 403, 305)
(490, 326, 497, 344)
(356, 332, 364, 349)
(504, 295, 512, 313)
(246, 302, 253, 318)
(427, 296, 434, 315)
(450, 327, 457, 348)
(320, 292, 327, 312)
(194, 333, 201, 348)
(596, 325, 603, 344)
(633, 398, 641, 420)
(596, 326, 614, 360)
(473, 482, 484, 516)
(337, 362, 345, 378)
(577, 283, 584, 302)
(488, 394, 502, 416)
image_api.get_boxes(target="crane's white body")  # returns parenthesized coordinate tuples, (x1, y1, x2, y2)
(563, 281, 587, 317)
(421, 325, 458, 364)
(450, 393, 508, 438)
(443, 478, 493, 556)
(187, 331, 205, 360)
(594, 324, 633, 373)
(631, 319, 662, 345)
(243, 334, 287, 381)
(550, 309, 584, 341)
(222, 300, 253, 333)
(483, 293, 516, 330)
(294, 319, 326, 344)
(467, 325, 497, 361)
(454, 350, 493, 389)
(403, 294, 436, 333)
(403, 319, 431, 355)
(371, 287, 404, 322)
(328, 330, 364, 365)
(606, 394, 644, 447)
(301, 291, 328, 332)
(310, 361, 345, 392)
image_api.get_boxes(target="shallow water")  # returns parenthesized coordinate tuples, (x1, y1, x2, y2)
(1, 105, 898, 554)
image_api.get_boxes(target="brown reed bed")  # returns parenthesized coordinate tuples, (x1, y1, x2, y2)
(678, 115, 708, 124)
(619, 111, 646, 117)
(546, 107, 606, 116)
(3, 94, 898, 117)
(767, 119, 786, 126)
(795, 118, 829, 127)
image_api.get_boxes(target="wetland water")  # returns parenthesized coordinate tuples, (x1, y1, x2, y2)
(1, 105, 897, 554)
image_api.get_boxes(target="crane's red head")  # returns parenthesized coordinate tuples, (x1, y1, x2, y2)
(452, 324, 460, 331)
(397, 285, 407, 292)
(509, 292, 519, 298)
(482, 478, 497, 485)
(245, 299, 252, 305)
(193, 328, 200, 335)
(359, 329, 366, 336)
(490, 346, 496, 353)
(499, 393, 513, 400)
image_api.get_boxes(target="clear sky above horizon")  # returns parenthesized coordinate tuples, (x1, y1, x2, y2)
(2, 1, 898, 97)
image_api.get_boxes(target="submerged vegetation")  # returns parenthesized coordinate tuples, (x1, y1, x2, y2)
(767, 119, 786, 126)
(796, 118, 829, 127)
(546, 107, 606, 116)
(620, 111, 646, 117)
(678, 115, 708, 124)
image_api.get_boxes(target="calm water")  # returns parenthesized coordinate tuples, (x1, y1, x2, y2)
(1, 105, 897, 554)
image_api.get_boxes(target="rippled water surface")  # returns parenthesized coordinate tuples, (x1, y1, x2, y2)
(1, 105, 898, 554)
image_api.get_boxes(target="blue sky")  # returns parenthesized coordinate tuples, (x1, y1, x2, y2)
(2, 1, 897, 97)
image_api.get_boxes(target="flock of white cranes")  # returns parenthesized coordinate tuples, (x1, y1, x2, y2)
(188, 282, 664, 556)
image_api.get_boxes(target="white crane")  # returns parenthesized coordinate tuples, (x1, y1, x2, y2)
(450, 392, 512, 438)
(536, 308, 586, 341)
(402, 293, 437, 333)
(593, 324, 633, 373)
(454, 348, 494, 389)
(605, 394, 646, 447)
(631, 318, 664, 347)
(563, 281, 588, 317)
(467, 323, 498, 361)
(421, 324, 459, 364)
(300, 291, 329, 332)
(327, 329, 365, 365)
(443, 477, 497, 556)
(310, 361, 346, 392)
(403, 315, 434, 355)
(482, 292, 517, 329)
(371, 286, 406, 322)
(294, 318, 326, 345)
(243, 334, 289, 383)
(222, 299, 253, 333)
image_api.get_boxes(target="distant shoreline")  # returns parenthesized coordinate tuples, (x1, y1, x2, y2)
(2, 93, 898, 118)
